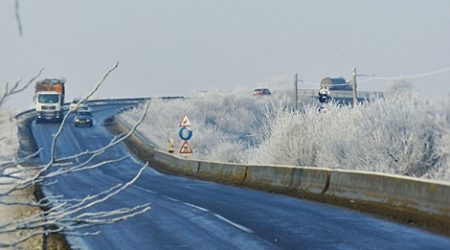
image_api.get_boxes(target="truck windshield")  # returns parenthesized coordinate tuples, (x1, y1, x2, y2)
(38, 94, 59, 104)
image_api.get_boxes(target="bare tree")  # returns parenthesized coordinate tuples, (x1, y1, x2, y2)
(15, 0, 23, 36)
(0, 62, 152, 248)
(0, 68, 43, 107)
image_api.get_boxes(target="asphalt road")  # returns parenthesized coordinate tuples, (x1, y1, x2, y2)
(30, 103, 450, 250)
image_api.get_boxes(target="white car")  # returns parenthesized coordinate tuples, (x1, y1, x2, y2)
(69, 98, 88, 111)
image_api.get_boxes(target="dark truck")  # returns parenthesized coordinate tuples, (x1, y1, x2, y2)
(320, 77, 352, 91)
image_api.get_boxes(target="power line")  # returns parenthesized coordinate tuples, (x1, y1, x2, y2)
(359, 66, 450, 84)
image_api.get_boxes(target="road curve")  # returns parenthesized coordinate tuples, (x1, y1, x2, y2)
(30, 103, 450, 250)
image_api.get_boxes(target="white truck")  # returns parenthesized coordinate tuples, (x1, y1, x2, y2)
(35, 79, 65, 123)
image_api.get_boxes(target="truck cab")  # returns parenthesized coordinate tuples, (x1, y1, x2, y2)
(36, 91, 63, 122)
(34, 78, 65, 123)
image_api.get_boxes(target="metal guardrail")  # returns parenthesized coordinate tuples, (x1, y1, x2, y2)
(298, 89, 385, 99)
(14, 96, 187, 119)
(112, 116, 450, 236)
(14, 91, 384, 119)
(14, 109, 36, 120)
(13, 97, 152, 119)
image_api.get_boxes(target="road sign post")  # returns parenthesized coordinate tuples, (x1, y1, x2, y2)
(178, 115, 193, 157)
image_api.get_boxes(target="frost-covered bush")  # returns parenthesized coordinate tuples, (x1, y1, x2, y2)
(122, 84, 450, 182)
(247, 105, 322, 167)
(121, 92, 292, 163)
(251, 88, 450, 180)
(0, 110, 17, 161)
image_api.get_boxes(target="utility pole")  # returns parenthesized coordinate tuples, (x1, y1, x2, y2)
(294, 73, 299, 111)
(352, 67, 357, 107)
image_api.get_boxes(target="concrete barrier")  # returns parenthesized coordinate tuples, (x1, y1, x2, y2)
(154, 150, 199, 176)
(244, 165, 294, 191)
(108, 115, 450, 235)
(327, 169, 450, 216)
(197, 161, 246, 184)
(290, 167, 331, 194)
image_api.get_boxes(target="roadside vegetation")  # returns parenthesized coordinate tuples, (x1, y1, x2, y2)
(0, 64, 151, 249)
(122, 81, 450, 182)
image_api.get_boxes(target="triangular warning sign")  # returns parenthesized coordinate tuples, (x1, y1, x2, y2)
(179, 141, 193, 154)
(179, 115, 192, 127)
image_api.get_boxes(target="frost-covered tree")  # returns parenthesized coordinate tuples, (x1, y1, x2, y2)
(121, 90, 299, 163)
(253, 82, 450, 180)
(0, 63, 151, 248)
(123, 81, 450, 182)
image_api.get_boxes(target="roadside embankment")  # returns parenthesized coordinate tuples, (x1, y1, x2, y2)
(107, 116, 450, 236)
(11, 114, 70, 250)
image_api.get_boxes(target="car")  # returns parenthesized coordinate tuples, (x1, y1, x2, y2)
(252, 88, 271, 96)
(320, 77, 352, 91)
(69, 98, 88, 111)
(74, 110, 93, 127)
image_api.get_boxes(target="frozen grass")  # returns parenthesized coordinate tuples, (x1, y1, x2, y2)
(121, 85, 450, 182)
(121, 91, 290, 163)
(0, 110, 18, 161)
(0, 108, 41, 249)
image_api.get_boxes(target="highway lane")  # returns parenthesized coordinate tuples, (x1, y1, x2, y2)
(30, 103, 450, 249)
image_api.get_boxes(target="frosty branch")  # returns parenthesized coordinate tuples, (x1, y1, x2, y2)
(0, 62, 152, 247)
(0, 68, 44, 108)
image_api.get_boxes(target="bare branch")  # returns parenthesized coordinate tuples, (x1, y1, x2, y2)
(15, 0, 23, 36)
(62, 204, 150, 229)
(54, 163, 148, 218)
(0, 229, 45, 248)
(50, 61, 119, 163)
(0, 148, 42, 171)
(0, 98, 148, 196)
(10, 68, 44, 96)
(0, 68, 43, 107)
(64, 231, 101, 237)
(42, 155, 129, 179)
(55, 100, 150, 164)
(0, 194, 62, 207)
(0, 164, 150, 237)
(0, 62, 155, 246)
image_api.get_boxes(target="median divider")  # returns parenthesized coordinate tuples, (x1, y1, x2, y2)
(244, 165, 295, 191)
(291, 167, 331, 194)
(108, 115, 450, 235)
(197, 161, 246, 184)
(154, 150, 199, 176)
(327, 170, 450, 216)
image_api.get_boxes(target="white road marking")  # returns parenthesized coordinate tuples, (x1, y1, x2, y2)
(183, 202, 209, 212)
(132, 185, 157, 194)
(214, 214, 253, 233)
(65, 122, 84, 152)
(163, 195, 179, 202)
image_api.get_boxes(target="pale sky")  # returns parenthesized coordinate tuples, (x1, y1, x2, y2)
(1, 0, 450, 108)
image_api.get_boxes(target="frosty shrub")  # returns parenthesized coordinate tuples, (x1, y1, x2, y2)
(247, 105, 323, 167)
(120, 91, 295, 163)
(431, 100, 450, 182)
(0, 110, 17, 161)
(122, 82, 450, 182)
(251, 87, 449, 180)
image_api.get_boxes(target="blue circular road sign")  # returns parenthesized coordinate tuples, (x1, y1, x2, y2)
(179, 127, 193, 141)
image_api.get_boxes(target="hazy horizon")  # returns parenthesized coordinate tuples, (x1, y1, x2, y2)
(1, 0, 450, 109)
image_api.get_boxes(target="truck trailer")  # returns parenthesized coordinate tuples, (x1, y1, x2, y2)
(35, 79, 65, 123)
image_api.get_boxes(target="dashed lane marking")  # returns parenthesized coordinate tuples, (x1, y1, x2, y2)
(183, 202, 209, 212)
(214, 214, 253, 233)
